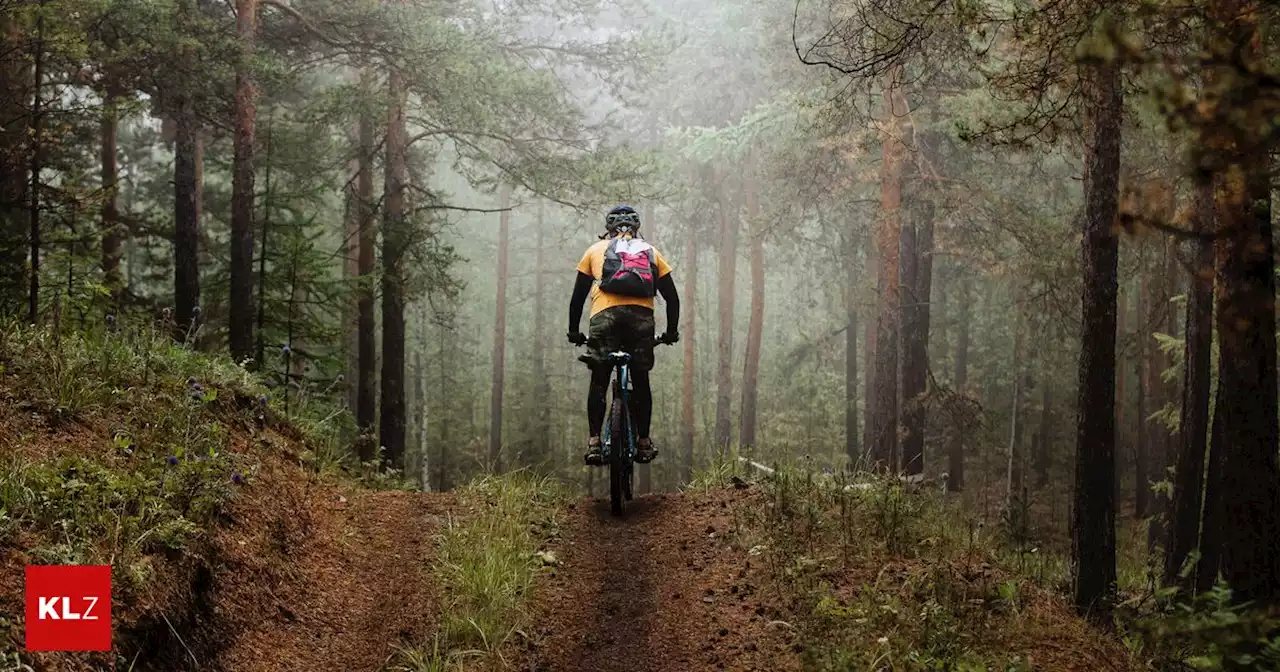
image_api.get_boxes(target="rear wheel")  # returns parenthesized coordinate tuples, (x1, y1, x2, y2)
(608, 391, 629, 516)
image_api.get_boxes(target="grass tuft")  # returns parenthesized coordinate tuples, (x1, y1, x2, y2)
(685, 446, 745, 492)
(390, 471, 568, 671)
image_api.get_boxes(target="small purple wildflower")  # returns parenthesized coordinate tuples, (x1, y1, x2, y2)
(281, 344, 292, 356)
(257, 395, 268, 407)
(231, 473, 244, 485)
(192, 383, 204, 393)
(166, 456, 179, 466)
(187, 376, 197, 387)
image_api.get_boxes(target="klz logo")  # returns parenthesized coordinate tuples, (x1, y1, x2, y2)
(24, 565, 112, 651)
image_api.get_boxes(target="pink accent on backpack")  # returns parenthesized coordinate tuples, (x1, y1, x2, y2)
(618, 251, 653, 282)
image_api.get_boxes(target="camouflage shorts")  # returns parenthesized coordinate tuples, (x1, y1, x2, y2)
(583, 305, 656, 371)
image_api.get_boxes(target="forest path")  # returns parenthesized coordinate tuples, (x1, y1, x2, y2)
(514, 489, 802, 672)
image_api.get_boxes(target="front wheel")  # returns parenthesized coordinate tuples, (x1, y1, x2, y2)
(608, 394, 630, 516)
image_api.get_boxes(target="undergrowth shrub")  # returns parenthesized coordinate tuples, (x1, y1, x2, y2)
(736, 465, 1061, 670)
(1121, 582, 1280, 670)
(742, 464, 1280, 670)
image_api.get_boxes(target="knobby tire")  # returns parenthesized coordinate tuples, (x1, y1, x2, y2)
(609, 391, 629, 516)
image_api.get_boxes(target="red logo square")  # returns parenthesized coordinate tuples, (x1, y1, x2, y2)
(24, 565, 112, 652)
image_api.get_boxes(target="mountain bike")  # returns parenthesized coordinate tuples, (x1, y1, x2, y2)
(578, 334, 673, 516)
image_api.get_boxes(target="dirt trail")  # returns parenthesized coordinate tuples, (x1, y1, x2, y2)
(517, 490, 801, 672)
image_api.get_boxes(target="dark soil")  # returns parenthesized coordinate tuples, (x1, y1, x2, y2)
(212, 478, 455, 672)
(514, 489, 801, 672)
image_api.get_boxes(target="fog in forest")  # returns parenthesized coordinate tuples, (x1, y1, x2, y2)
(2, 0, 1279, 663)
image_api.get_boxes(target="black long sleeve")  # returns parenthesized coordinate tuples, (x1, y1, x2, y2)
(657, 274, 679, 333)
(568, 271, 593, 333)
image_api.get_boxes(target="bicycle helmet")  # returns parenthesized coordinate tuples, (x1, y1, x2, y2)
(605, 204, 640, 235)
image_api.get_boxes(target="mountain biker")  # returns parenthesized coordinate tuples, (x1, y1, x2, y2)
(567, 205, 680, 466)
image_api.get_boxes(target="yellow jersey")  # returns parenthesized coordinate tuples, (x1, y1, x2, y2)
(575, 235, 673, 318)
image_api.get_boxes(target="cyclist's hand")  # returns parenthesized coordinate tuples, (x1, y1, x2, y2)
(661, 331, 680, 345)
(567, 331, 587, 346)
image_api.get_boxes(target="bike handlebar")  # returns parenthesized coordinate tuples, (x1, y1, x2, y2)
(576, 334, 675, 349)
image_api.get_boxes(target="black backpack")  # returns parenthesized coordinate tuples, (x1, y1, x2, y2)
(598, 238, 657, 298)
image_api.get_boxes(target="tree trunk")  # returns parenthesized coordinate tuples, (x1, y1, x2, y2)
(1072, 58, 1122, 623)
(1198, 90, 1280, 603)
(379, 67, 409, 470)
(254, 115, 273, 364)
(0, 16, 29, 317)
(900, 201, 934, 477)
(681, 223, 697, 483)
(933, 279, 948, 381)
(1166, 186, 1214, 587)
(862, 255, 878, 462)
(1006, 305, 1025, 508)
(438, 325, 450, 491)
(532, 199, 551, 470)
(172, 108, 202, 344)
(947, 275, 971, 491)
(739, 180, 764, 450)
(1115, 284, 1128, 506)
(489, 183, 513, 471)
(845, 234, 859, 470)
(1035, 365, 1052, 488)
(1148, 235, 1179, 552)
(343, 138, 360, 414)
(713, 176, 739, 455)
(1135, 273, 1149, 518)
(355, 81, 377, 461)
(26, 15, 42, 323)
(415, 306, 429, 490)
(870, 64, 909, 472)
(979, 282, 1000, 411)
(228, 0, 259, 365)
(100, 88, 124, 307)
